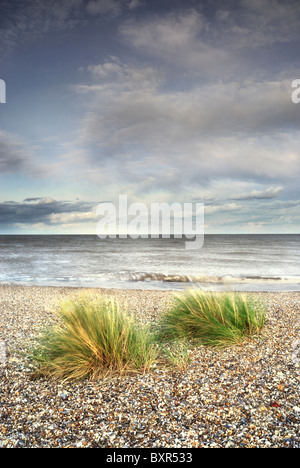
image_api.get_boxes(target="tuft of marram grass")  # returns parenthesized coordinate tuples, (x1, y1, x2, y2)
(154, 289, 266, 348)
(30, 289, 267, 381)
(31, 294, 158, 381)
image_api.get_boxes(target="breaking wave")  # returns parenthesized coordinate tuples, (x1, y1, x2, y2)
(114, 271, 300, 284)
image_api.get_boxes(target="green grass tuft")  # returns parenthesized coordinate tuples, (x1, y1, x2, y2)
(30, 289, 267, 381)
(30, 294, 158, 381)
(154, 289, 266, 348)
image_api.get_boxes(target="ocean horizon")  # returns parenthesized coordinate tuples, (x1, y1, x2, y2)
(0, 234, 299, 292)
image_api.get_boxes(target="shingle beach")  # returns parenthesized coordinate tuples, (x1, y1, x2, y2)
(0, 285, 299, 448)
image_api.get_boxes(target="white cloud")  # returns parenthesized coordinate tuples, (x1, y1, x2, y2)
(86, 57, 162, 91)
(74, 60, 300, 191)
(78, 61, 300, 140)
(236, 0, 300, 45)
(120, 9, 234, 77)
(232, 186, 283, 200)
(205, 203, 241, 214)
(49, 211, 97, 225)
(119, 2, 300, 82)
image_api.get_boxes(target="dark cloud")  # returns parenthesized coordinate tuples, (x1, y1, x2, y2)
(0, 198, 98, 226)
(0, 0, 84, 56)
(0, 131, 34, 174)
(0, 0, 143, 57)
(87, 0, 142, 17)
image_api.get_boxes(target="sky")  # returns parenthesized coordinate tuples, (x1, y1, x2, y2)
(0, 0, 300, 234)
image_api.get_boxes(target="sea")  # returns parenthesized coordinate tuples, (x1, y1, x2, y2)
(0, 234, 299, 291)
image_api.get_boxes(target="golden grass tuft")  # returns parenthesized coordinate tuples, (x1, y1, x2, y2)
(31, 293, 158, 381)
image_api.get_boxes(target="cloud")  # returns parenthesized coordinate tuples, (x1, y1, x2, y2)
(0, 0, 85, 55)
(235, 0, 300, 46)
(0, 130, 43, 176)
(86, 56, 162, 91)
(23, 197, 56, 204)
(78, 58, 300, 139)
(0, 198, 98, 226)
(119, 2, 300, 81)
(204, 197, 300, 233)
(49, 211, 97, 225)
(0, 130, 62, 180)
(74, 58, 300, 194)
(231, 186, 284, 200)
(0, 0, 142, 58)
(2, 0, 295, 61)
(86, 0, 122, 16)
(120, 9, 234, 78)
(86, 0, 142, 16)
(127, 0, 143, 10)
(205, 203, 241, 214)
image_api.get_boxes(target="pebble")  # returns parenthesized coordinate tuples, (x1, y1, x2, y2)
(0, 285, 299, 448)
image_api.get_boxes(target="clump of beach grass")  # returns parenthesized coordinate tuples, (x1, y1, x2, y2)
(155, 289, 266, 348)
(31, 294, 158, 381)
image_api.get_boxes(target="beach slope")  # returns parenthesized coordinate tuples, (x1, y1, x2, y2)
(0, 285, 299, 448)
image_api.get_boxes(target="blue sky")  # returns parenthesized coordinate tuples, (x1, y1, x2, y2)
(0, 0, 300, 234)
